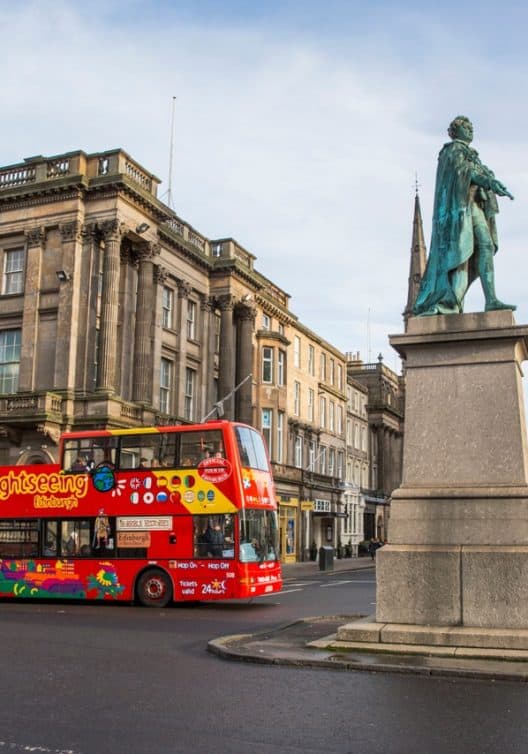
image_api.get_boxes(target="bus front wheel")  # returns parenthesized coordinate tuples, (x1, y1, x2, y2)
(137, 569, 173, 608)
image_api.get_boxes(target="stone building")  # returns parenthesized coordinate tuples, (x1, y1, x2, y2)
(0, 148, 350, 561)
(347, 354, 404, 540)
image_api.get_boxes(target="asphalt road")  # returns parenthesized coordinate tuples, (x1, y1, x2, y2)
(1, 568, 527, 754)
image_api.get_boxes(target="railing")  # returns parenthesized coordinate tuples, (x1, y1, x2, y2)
(47, 159, 70, 178)
(120, 403, 143, 421)
(188, 231, 206, 252)
(164, 216, 185, 237)
(0, 165, 36, 188)
(0, 392, 63, 415)
(124, 161, 152, 192)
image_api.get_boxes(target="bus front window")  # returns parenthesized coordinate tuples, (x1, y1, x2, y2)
(235, 427, 269, 471)
(239, 510, 278, 563)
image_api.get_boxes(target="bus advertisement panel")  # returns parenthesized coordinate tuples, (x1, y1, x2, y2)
(0, 421, 282, 606)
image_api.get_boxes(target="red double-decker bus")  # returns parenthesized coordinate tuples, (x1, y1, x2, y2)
(0, 420, 281, 606)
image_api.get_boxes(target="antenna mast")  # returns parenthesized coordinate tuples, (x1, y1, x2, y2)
(167, 96, 177, 209)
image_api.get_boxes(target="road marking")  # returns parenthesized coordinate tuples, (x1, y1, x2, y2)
(284, 582, 312, 587)
(270, 588, 304, 595)
(320, 580, 354, 587)
(0, 742, 79, 753)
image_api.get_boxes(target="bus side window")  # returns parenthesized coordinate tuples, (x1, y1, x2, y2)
(43, 521, 59, 557)
(61, 521, 91, 557)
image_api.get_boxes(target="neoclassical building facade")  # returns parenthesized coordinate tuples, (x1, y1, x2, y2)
(0, 148, 358, 561)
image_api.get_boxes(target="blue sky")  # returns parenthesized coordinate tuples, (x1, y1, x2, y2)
(2, 0, 528, 370)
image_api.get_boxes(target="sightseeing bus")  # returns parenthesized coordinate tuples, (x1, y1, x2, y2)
(0, 420, 281, 606)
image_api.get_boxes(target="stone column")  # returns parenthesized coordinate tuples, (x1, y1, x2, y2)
(153, 265, 169, 410)
(218, 294, 235, 420)
(236, 301, 256, 425)
(175, 280, 191, 416)
(97, 220, 124, 393)
(199, 294, 213, 421)
(75, 223, 100, 393)
(132, 242, 159, 403)
(19, 227, 45, 391)
(54, 220, 84, 391)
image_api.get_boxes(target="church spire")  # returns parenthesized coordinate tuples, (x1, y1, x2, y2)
(403, 184, 427, 329)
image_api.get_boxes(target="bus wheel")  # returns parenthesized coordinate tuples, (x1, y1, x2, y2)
(137, 569, 173, 608)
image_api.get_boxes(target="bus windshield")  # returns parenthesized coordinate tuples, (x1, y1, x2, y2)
(235, 426, 269, 471)
(239, 509, 278, 562)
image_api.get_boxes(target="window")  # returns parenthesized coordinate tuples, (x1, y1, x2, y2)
(308, 388, 314, 422)
(262, 347, 273, 383)
(162, 287, 173, 329)
(329, 400, 335, 432)
(186, 300, 197, 340)
(337, 405, 343, 435)
(277, 411, 284, 463)
(214, 313, 221, 352)
(261, 408, 272, 457)
(337, 451, 344, 480)
(308, 441, 315, 471)
(337, 364, 343, 390)
(0, 520, 39, 558)
(278, 322, 285, 336)
(184, 367, 196, 421)
(262, 313, 271, 330)
(319, 396, 326, 428)
(277, 349, 285, 386)
(308, 345, 315, 376)
(160, 358, 172, 414)
(235, 426, 270, 470)
(294, 436, 303, 468)
(294, 381, 301, 416)
(293, 336, 301, 368)
(0, 329, 21, 394)
(319, 446, 327, 474)
(329, 358, 335, 385)
(320, 352, 326, 381)
(193, 514, 234, 559)
(328, 448, 335, 476)
(3, 249, 25, 295)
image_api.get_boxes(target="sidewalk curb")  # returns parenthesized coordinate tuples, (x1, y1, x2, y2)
(207, 618, 528, 682)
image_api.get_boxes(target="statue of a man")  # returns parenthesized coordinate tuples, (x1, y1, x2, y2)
(414, 116, 515, 316)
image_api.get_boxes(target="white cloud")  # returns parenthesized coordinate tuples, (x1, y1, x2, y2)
(1, 0, 528, 366)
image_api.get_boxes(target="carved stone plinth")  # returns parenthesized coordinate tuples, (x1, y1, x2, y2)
(377, 311, 528, 630)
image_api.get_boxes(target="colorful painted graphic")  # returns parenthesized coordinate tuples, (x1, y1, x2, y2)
(0, 559, 125, 600)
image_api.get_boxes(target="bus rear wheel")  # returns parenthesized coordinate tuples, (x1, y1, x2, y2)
(137, 569, 173, 608)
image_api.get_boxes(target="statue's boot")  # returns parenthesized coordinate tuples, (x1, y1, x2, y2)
(485, 299, 517, 312)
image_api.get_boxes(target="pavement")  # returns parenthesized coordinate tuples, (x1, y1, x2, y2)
(208, 556, 528, 682)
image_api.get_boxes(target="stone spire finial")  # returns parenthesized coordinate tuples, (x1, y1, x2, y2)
(403, 189, 427, 329)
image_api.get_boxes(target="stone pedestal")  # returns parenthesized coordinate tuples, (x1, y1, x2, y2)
(377, 311, 528, 630)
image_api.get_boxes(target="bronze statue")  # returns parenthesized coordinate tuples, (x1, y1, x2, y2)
(414, 116, 515, 316)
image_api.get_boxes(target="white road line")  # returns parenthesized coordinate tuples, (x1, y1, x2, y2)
(320, 580, 354, 587)
(268, 588, 304, 595)
(285, 582, 312, 587)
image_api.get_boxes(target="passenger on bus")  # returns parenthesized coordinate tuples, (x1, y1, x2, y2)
(71, 457, 86, 472)
(65, 531, 78, 555)
(204, 523, 224, 557)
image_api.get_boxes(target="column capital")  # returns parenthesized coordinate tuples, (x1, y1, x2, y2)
(236, 302, 257, 323)
(200, 293, 214, 312)
(99, 219, 126, 242)
(154, 265, 169, 285)
(25, 226, 46, 248)
(218, 293, 235, 311)
(60, 220, 84, 243)
(177, 280, 192, 299)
